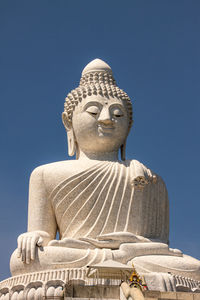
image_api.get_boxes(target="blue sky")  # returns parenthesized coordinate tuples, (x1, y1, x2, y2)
(0, 0, 200, 280)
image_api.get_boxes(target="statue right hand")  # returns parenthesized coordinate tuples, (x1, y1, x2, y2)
(17, 231, 50, 264)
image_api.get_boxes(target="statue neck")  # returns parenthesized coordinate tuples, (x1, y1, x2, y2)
(78, 150, 119, 162)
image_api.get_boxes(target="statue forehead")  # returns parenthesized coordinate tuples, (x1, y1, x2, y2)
(73, 95, 127, 111)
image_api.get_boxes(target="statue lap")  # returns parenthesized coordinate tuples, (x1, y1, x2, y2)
(9, 159, 200, 282)
(10, 241, 200, 280)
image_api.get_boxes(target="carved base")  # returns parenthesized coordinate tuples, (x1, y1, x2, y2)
(143, 272, 200, 293)
(0, 268, 200, 299)
(0, 268, 86, 299)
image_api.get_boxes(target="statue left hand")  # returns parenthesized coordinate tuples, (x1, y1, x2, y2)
(80, 232, 151, 249)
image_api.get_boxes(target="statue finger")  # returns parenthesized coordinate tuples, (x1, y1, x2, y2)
(48, 239, 59, 246)
(81, 237, 120, 249)
(17, 236, 22, 258)
(98, 240, 120, 249)
(80, 237, 104, 247)
(98, 232, 138, 242)
(31, 236, 38, 260)
(37, 236, 43, 247)
(21, 237, 27, 262)
(97, 233, 115, 241)
(26, 237, 31, 264)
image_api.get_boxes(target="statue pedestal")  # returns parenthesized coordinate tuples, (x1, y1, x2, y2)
(143, 290, 200, 299)
(1, 268, 200, 299)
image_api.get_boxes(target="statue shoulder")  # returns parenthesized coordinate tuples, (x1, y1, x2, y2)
(29, 160, 77, 190)
(127, 159, 167, 189)
(31, 160, 75, 175)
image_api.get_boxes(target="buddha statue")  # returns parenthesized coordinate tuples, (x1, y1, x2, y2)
(10, 59, 200, 291)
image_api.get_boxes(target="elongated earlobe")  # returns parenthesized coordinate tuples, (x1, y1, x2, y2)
(62, 112, 76, 157)
(120, 142, 126, 161)
(67, 130, 76, 157)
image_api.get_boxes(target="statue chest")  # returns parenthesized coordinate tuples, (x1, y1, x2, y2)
(48, 161, 168, 242)
(49, 161, 135, 238)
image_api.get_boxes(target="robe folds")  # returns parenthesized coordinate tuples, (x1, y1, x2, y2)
(50, 160, 169, 245)
(11, 160, 200, 280)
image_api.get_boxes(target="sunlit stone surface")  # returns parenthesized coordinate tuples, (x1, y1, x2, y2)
(1, 59, 200, 298)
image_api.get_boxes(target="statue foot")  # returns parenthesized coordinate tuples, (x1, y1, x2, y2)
(130, 254, 200, 281)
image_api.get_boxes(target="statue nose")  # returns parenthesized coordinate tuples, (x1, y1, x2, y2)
(98, 119, 113, 126)
(98, 109, 113, 126)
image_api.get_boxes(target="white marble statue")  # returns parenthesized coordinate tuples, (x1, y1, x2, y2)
(10, 59, 200, 289)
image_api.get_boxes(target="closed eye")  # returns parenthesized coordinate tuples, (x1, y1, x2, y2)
(86, 105, 100, 116)
(112, 109, 123, 118)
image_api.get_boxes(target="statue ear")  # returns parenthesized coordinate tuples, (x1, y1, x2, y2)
(62, 112, 72, 131)
(62, 112, 76, 157)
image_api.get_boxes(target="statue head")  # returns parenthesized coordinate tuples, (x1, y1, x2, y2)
(62, 59, 133, 160)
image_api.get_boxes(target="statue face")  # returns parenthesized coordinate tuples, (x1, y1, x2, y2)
(72, 95, 129, 154)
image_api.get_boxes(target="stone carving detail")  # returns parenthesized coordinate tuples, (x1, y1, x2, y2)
(64, 61, 132, 131)
(1, 59, 200, 298)
(1, 269, 200, 298)
(173, 274, 200, 293)
(0, 269, 74, 299)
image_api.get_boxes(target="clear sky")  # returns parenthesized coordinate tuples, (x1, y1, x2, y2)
(0, 0, 200, 281)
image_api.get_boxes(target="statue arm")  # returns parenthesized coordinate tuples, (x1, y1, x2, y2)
(27, 166, 57, 236)
(17, 166, 57, 264)
(130, 160, 169, 244)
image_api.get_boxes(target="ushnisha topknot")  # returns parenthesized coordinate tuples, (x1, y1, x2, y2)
(64, 59, 133, 131)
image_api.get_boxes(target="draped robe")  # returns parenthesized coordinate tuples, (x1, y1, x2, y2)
(11, 160, 200, 281)
(50, 160, 169, 245)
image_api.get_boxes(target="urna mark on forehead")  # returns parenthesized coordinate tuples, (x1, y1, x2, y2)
(76, 94, 128, 115)
(64, 58, 133, 131)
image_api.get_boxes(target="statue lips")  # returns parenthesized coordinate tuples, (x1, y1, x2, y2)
(97, 124, 115, 135)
